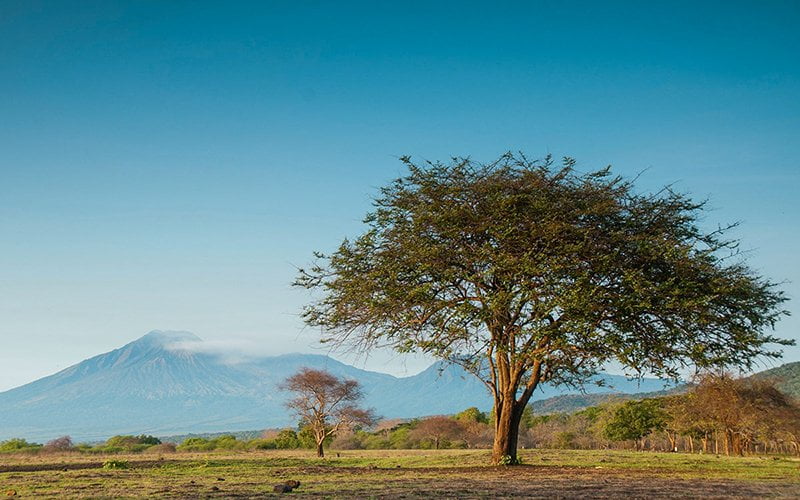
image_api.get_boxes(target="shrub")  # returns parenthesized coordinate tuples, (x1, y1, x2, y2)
(212, 435, 244, 450)
(105, 435, 140, 451)
(136, 435, 161, 445)
(273, 429, 300, 449)
(249, 439, 277, 450)
(0, 438, 42, 453)
(177, 437, 215, 452)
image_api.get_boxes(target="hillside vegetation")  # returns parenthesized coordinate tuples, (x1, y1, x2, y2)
(752, 361, 800, 399)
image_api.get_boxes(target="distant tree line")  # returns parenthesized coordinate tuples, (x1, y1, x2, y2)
(2, 374, 796, 457)
(322, 373, 800, 456)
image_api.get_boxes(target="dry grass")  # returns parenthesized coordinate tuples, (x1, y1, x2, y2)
(1, 448, 798, 498)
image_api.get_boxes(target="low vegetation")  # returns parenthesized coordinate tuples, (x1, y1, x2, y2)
(0, 449, 797, 498)
(3, 373, 797, 461)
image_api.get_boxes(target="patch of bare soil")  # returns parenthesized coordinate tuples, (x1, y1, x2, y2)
(279, 466, 799, 499)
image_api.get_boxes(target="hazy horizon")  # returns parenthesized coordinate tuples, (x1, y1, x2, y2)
(1, 1, 798, 391)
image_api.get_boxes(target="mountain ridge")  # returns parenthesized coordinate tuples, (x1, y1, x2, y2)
(0, 330, 677, 441)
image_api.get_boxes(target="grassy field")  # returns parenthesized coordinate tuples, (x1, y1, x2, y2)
(1, 448, 799, 498)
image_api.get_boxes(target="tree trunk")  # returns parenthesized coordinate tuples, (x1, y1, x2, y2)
(491, 397, 524, 464)
(666, 431, 677, 452)
(733, 433, 743, 457)
(316, 440, 325, 458)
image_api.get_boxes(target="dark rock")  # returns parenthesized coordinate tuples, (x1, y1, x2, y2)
(217, 477, 225, 481)
(285, 480, 301, 489)
(273, 484, 293, 493)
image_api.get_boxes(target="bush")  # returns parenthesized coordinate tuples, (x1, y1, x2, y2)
(101, 435, 161, 452)
(249, 439, 277, 450)
(0, 438, 42, 453)
(212, 435, 244, 450)
(273, 429, 300, 449)
(177, 437, 215, 452)
(136, 435, 162, 445)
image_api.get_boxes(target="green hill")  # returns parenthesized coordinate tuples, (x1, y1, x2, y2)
(750, 361, 800, 399)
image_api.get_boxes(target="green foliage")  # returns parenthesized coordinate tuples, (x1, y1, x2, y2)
(297, 426, 315, 449)
(575, 405, 604, 422)
(177, 437, 216, 452)
(176, 435, 248, 452)
(273, 429, 301, 449)
(455, 407, 488, 424)
(296, 152, 791, 463)
(519, 405, 536, 430)
(136, 435, 162, 446)
(388, 427, 413, 449)
(105, 435, 141, 451)
(297, 153, 790, 379)
(0, 438, 42, 453)
(603, 399, 668, 443)
(249, 439, 277, 450)
(363, 434, 392, 449)
(213, 435, 243, 450)
(497, 454, 523, 465)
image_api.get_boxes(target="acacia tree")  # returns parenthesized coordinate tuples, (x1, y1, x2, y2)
(280, 368, 377, 457)
(682, 373, 799, 455)
(410, 416, 465, 449)
(295, 153, 790, 464)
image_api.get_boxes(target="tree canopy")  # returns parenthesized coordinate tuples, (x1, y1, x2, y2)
(296, 152, 791, 463)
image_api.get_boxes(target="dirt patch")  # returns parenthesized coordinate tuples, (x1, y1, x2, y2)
(2, 455, 797, 498)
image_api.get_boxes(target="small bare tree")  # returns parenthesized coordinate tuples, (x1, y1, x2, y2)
(280, 368, 377, 457)
(410, 416, 465, 449)
(43, 435, 73, 452)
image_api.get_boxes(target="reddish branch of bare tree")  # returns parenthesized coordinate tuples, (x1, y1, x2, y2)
(280, 368, 377, 457)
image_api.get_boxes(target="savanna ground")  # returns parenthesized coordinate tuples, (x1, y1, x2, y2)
(1, 449, 798, 499)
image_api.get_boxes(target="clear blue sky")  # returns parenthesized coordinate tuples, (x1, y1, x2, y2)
(1, 1, 798, 391)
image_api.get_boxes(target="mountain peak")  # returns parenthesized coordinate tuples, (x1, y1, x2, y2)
(137, 330, 202, 346)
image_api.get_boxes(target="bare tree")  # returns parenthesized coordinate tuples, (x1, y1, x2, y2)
(410, 416, 465, 449)
(43, 435, 73, 452)
(280, 368, 377, 457)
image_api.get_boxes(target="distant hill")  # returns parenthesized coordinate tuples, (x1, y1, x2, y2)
(528, 360, 800, 415)
(750, 361, 800, 399)
(158, 429, 266, 445)
(531, 386, 688, 415)
(0, 330, 675, 442)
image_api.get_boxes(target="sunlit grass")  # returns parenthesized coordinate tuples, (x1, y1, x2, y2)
(1, 449, 797, 498)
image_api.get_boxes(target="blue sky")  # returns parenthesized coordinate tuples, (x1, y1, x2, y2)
(1, 1, 798, 391)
